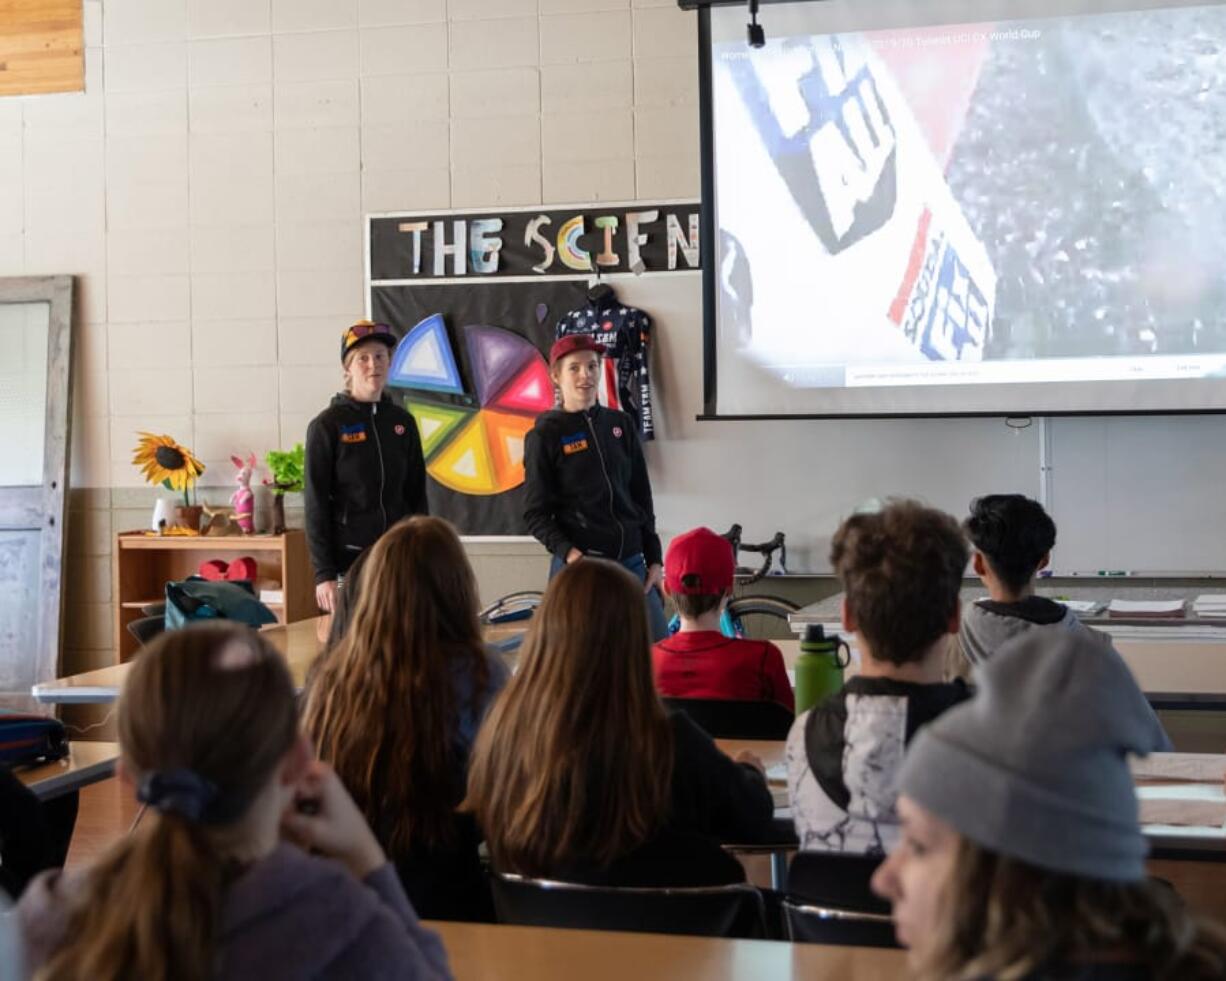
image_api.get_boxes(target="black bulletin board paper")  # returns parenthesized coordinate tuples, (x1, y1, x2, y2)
(366, 202, 699, 536)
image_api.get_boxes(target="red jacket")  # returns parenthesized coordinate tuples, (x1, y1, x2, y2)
(652, 631, 794, 711)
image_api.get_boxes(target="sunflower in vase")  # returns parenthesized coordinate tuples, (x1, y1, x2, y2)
(132, 433, 206, 533)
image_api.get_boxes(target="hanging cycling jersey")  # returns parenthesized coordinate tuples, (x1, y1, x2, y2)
(555, 289, 655, 440)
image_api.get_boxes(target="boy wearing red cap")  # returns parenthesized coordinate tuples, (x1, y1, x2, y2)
(652, 528, 794, 710)
(523, 334, 668, 640)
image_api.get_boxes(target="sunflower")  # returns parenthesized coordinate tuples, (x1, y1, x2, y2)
(132, 433, 206, 502)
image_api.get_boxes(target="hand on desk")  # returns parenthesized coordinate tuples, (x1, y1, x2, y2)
(282, 761, 386, 881)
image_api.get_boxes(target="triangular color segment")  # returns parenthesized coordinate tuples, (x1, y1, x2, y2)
(389, 313, 464, 394)
(489, 356, 553, 416)
(428, 415, 499, 495)
(483, 410, 535, 489)
(405, 399, 474, 460)
(464, 325, 538, 408)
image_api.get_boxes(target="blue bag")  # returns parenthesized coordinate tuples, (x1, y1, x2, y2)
(0, 715, 68, 766)
(164, 577, 278, 632)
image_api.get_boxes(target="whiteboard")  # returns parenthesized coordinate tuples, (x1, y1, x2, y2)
(602, 272, 1226, 574)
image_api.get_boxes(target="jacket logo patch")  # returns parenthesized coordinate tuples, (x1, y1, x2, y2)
(561, 432, 589, 456)
(612, 426, 623, 438)
(340, 424, 367, 444)
(394, 423, 406, 435)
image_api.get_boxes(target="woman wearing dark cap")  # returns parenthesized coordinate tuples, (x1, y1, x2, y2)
(523, 333, 668, 641)
(305, 320, 427, 613)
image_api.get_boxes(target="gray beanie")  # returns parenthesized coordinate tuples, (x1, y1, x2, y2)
(900, 630, 1172, 882)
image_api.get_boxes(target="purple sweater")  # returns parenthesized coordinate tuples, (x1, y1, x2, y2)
(17, 843, 452, 980)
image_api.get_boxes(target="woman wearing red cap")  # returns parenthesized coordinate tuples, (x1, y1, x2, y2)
(523, 334, 668, 640)
(304, 321, 428, 613)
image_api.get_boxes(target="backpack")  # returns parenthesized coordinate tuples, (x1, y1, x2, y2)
(164, 577, 279, 632)
(0, 715, 68, 767)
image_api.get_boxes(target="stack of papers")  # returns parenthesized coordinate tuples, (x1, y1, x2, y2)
(1192, 595, 1226, 619)
(1107, 599, 1187, 619)
(1056, 599, 1105, 617)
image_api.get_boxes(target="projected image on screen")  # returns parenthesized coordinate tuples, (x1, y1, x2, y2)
(710, 1, 1226, 415)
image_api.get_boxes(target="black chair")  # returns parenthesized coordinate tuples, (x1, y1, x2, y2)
(126, 615, 165, 647)
(661, 697, 794, 740)
(490, 871, 767, 938)
(782, 850, 899, 948)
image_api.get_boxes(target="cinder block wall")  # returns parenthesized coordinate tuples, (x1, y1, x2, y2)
(2, 0, 700, 673)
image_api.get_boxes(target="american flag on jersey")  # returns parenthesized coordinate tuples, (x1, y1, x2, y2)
(555, 292, 655, 440)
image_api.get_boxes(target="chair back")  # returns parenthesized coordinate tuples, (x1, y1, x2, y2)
(661, 697, 794, 740)
(490, 872, 767, 938)
(784, 850, 898, 947)
(126, 615, 165, 647)
(782, 898, 898, 947)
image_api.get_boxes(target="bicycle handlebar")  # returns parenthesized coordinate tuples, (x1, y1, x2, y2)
(719, 525, 787, 584)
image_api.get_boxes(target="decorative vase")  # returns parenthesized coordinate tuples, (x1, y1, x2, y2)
(175, 505, 203, 531)
(151, 498, 176, 532)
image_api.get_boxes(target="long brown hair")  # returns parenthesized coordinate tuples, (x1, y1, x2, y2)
(918, 837, 1226, 981)
(39, 624, 298, 981)
(302, 515, 489, 855)
(463, 558, 674, 875)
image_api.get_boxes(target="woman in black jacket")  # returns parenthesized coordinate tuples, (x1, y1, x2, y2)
(304, 321, 428, 612)
(464, 558, 774, 888)
(523, 333, 667, 641)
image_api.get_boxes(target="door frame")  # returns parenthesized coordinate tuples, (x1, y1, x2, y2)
(0, 275, 74, 686)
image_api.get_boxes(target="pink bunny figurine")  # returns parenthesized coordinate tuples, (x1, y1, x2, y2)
(230, 452, 257, 534)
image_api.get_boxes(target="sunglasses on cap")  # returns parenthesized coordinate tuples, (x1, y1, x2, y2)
(344, 321, 394, 345)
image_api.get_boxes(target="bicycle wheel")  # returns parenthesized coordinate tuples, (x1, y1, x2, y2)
(726, 595, 800, 641)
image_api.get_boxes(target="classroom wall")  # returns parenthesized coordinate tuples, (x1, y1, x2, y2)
(2, 0, 700, 673)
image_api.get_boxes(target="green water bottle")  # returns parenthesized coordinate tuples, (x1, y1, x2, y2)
(794, 624, 850, 714)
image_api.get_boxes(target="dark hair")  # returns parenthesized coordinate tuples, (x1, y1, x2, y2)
(303, 516, 490, 856)
(831, 500, 968, 666)
(464, 559, 673, 875)
(964, 494, 1056, 594)
(673, 574, 723, 619)
(324, 545, 372, 652)
(39, 624, 298, 981)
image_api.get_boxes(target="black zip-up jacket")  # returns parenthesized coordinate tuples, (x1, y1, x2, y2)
(522, 404, 662, 566)
(304, 393, 428, 584)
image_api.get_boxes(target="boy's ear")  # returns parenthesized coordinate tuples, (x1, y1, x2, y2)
(1037, 551, 1051, 573)
(840, 595, 857, 633)
(971, 551, 989, 577)
(661, 579, 672, 599)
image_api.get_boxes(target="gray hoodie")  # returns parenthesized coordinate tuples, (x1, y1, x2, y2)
(17, 843, 451, 980)
(958, 595, 1110, 673)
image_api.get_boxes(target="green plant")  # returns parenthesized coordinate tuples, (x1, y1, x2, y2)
(264, 443, 305, 495)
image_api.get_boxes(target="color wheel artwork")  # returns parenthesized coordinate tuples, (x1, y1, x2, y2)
(390, 315, 552, 495)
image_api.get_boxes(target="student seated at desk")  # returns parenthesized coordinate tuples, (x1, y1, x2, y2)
(303, 516, 510, 921)
(652, 527, 794, 711)
(16, 624, 450, 981)
(873, 631, 1226, 981)
(464, 559, 775, 888)
(957, 494, 1107, 674)
(786, 500, 971, 854)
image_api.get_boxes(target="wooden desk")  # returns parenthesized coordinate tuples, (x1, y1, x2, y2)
(14, 742, 120, 800)
(33, 616, 527, 704)
(427, 920, 904, 981)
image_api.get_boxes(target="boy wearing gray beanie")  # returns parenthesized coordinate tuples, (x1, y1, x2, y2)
(871, 631, 1226, 981)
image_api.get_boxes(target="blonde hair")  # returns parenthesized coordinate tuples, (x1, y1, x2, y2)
(463, 559, 673, 875)
(917, 837, 1226, 981)
(302, 516, 489, 855)
(38, 625, 298, 981)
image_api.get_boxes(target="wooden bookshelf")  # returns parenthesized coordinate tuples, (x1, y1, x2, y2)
(112, 530, 315, 662)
